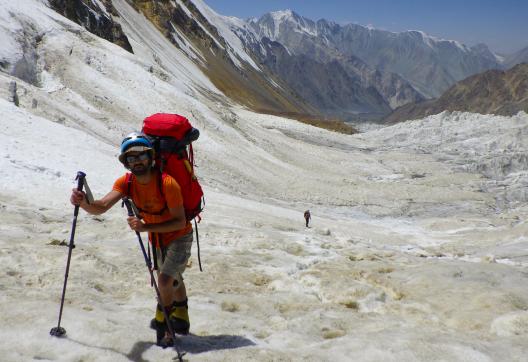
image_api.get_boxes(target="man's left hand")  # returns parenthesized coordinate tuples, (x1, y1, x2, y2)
(127, 216, 146, 232)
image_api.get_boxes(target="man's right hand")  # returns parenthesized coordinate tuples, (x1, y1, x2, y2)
(70, 188, 85, 206)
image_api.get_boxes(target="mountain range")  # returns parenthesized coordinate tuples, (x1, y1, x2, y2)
(246, 11, 503, 97)
(7, 0, 528, 124)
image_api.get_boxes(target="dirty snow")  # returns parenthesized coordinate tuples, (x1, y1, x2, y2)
(0, 1, 527, 361)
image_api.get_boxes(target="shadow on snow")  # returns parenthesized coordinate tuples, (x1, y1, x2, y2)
(128, 334, 256, 359)
(175, 333, 255, 353)
(61, 333, 256, 361)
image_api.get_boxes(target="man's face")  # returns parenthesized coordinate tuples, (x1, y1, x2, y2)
(126, 151, 150, 176)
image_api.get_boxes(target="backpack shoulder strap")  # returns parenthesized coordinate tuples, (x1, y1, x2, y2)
(125, 172, 133, 197)
(159, 172, 168, 200)
(155, 171, 168, 214)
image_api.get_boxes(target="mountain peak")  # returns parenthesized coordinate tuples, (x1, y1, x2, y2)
(266, 9, 310, 26)
(471, 43, 503, 62)
(249, 9, 318, 40)
(269, 9, 297, 21)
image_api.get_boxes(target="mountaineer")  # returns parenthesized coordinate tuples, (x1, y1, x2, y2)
(70, 132, 193, 346)
(304, 210, 311, 227)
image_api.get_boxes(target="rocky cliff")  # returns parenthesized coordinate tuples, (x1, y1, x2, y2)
(384, 63, 528, 123)
(49, 0, 133, 52)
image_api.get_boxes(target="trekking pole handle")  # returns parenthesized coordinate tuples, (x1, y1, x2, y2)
(122, 197, 135, 217)
(122, 197, 154, 269)
(75, 171, 86, 191)
(73, 172, 86, 219)
(123, 197, 142, 219)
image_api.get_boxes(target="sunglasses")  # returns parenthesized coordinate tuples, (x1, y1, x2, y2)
(126, 152, 150, 164)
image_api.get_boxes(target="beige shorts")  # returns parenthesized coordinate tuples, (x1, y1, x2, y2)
(156, 231, 193, 286)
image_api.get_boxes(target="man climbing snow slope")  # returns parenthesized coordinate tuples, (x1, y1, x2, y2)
(70, 132, 193, 347)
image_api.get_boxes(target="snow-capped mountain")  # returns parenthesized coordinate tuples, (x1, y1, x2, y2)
(24, 2, 519, 123)
(27, 3, 435, 121)
(186, 6, 427, 120)
(244, 30, 421, 121)
(116, 0, 317, 119)
(247, 10, 503, 99)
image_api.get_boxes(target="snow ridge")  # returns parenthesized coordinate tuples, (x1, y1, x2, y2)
(187, 0, 261, 70)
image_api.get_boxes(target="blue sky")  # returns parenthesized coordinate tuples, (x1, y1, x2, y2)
(205, 0, 528, 54)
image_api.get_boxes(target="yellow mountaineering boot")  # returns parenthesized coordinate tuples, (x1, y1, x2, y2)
(169, 299, 190, 335)
(150, 304, 167, 346)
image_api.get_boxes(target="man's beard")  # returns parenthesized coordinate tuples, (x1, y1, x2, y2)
(130, 164, 149, 176)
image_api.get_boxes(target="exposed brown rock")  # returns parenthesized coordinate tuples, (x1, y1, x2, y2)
(384, 63, 528, 123)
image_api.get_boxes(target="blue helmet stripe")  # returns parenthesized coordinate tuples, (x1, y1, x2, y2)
(120, 137, 152, 153)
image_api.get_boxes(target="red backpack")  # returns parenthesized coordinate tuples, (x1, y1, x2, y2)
(141, 113, 204, 221)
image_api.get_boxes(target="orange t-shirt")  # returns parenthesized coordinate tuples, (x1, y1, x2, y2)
(113, 171, 192, 246)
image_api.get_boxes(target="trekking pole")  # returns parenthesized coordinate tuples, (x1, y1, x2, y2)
(50, 171, 86, 337)
(122, 197, 186, 361)
(194, 218, 203, 272)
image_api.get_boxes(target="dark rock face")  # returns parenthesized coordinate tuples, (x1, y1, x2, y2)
(384, 63, 528, 123)
(9, 81, 19, 106)
(169, 0, 225, 54)
(5, 22, 43, 86)
(49, 0, 133, 53)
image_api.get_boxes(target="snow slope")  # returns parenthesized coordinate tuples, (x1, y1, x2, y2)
(1, 1, 527, 361)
